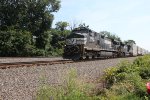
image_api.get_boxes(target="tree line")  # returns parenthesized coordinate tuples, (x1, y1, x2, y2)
(0, 0, 71, 56)
(100, 31, 136, 44)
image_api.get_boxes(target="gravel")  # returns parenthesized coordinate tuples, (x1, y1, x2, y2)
(0, 57, 137, 100)
(0, 57, 64, 63)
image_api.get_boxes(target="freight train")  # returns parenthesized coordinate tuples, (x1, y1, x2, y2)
(63, 26, 149, 60)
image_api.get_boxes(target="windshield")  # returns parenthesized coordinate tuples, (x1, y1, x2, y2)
(72, 29, 89, 33)
(66, 33, 85, 39)
(72, 27, 91, 33)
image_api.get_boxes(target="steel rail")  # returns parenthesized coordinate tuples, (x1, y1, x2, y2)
(0, 60, 74, 69)
(0, 57, 136, 69)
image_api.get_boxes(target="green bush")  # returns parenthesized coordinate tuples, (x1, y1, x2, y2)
(34, 49, 46, 56)
(101, 55, 150, 99)
(104, 61, 131, 88)
(139, 68, 150, 79)
(0, 30, 33, 56)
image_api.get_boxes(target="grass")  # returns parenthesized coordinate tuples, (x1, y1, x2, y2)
(36, 69, 99, 100)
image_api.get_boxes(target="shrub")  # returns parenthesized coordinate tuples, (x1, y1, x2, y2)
(101, 55, 150, 99)
(139, 68, 150, 79)
(0, 30, 33, 56)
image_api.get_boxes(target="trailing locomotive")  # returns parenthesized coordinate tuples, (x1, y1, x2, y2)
(63, 26, 149, 60)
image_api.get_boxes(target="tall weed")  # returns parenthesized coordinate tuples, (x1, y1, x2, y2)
(36, 69, 98, 100)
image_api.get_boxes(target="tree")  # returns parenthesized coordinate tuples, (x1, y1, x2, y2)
(0, 0, 60, 30)
(51, 29, 70, 56)
(55, 21, 69, 31)
(124, 40, 136, 44)
(49, 22, 71, 56)
(0, 0, 61, 50)
(50, 28, 70, 48)
(100, 31, 121, 41)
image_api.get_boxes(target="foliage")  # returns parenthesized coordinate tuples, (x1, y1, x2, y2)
(124, 40, 136, 44)
(48, 28, 70, 56)
(36, 69, 99, 100)
(0, 0, 60, 31)
(55, 21, 69, 31)
(100, 55, 150, 100)
(0, 0, 62, 56)
(50, 29, 70, 48)
(0, 30, 33, 56)
(35, 31, 51, 50)
(0, 0, 72, 57)
(36, 55, 150, 100)
(100, 31, 121, 42)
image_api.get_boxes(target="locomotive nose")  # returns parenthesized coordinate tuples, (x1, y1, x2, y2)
(64, 45, 79, 55)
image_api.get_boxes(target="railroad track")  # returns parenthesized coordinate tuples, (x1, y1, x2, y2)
(0, 58, 107, 69)
(0, 57, 136, 69)
(0, 60, 74, 69)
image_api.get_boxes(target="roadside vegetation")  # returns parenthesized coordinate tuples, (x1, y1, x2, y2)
(36, 55, 150, 100)
(100, 55, 150, 100)
(36, 69, 99, 100)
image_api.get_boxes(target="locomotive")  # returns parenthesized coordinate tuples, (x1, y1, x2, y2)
(63, 26, 149, 60)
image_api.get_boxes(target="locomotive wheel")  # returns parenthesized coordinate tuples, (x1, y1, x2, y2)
(123, 52, 125, 57)
(86, 56, 89, 59)
(79, 56, 86, 60)
(92, 55, 95, 59)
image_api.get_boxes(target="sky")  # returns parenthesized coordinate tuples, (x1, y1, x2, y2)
(53, 0, 150, 51)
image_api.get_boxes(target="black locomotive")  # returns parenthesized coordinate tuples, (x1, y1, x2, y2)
(63, 26, 149, 60)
